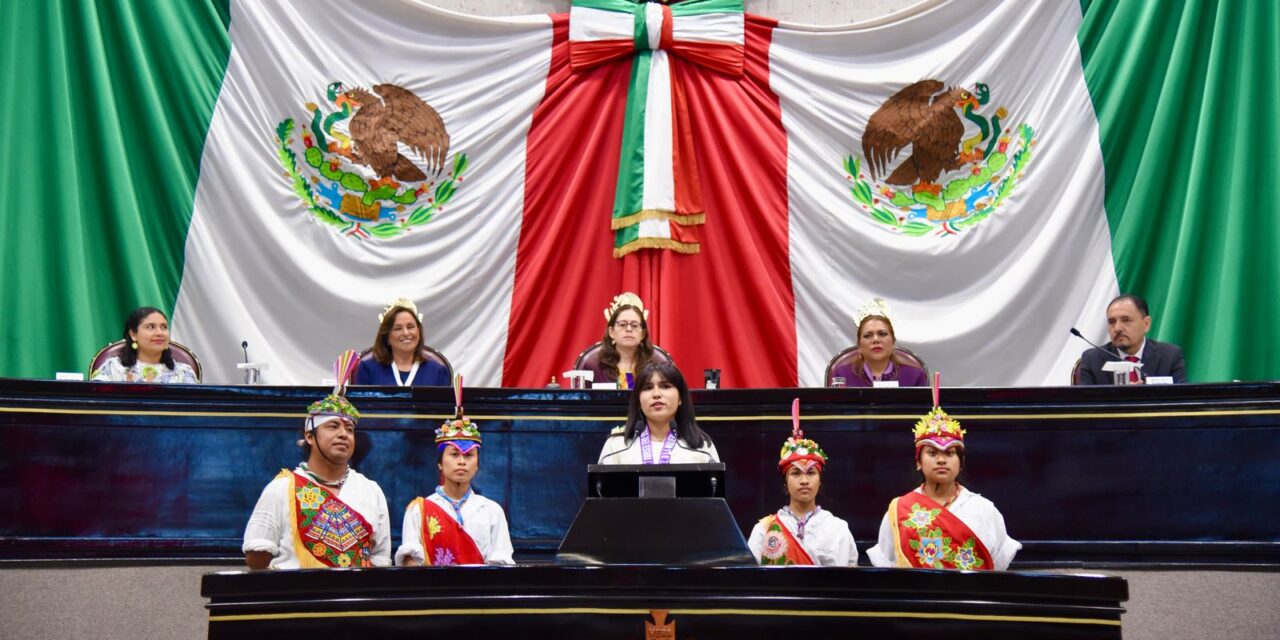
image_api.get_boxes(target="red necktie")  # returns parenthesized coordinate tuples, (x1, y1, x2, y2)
(1124, 355, 1140, 383)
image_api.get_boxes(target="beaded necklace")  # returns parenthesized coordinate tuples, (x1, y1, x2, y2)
(299, 462, 349, 488)
(783, 505, 822, 541)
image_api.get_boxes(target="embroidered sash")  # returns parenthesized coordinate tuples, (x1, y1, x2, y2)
(285, 471, 374, 568)
(756, 514, 814, 566)
(414, 497, 485, 566)
(888, 491, 993, 570)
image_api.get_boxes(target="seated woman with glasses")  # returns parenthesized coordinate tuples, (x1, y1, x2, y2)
(598, 361, 719, 464)
(585, 292, 658, 390)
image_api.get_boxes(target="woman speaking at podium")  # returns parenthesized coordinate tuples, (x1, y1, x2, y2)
(597, 362, 718, 464)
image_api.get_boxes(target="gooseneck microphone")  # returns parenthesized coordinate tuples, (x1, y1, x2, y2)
(1069, 328, 1123, 361)
(241, 341, 250, 364)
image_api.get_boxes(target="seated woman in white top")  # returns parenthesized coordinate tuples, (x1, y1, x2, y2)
(748, 399, 857, 566)
(397, 388, 514, 566)
(91, 306, 197, 384)
(865, 398, 1020, 571)
(598, 361, 718, 464)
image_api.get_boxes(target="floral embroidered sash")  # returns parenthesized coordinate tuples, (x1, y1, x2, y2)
(413, 497, 484, 566)
(756, 514, 814, 566)
(286, 471, 374, 568)
(889, 491, 993, 570)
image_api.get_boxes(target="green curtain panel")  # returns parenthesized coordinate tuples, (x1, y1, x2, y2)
(1079, 0, 1280, 381)
(0, 0, 231, 377)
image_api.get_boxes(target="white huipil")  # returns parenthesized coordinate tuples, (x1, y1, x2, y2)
(866, 486, 1021, 570)
(396, 491, 515, 566)
(242, 467, 393, 569)
(747, 508, 859, 566)
(597, 427, 719, 464)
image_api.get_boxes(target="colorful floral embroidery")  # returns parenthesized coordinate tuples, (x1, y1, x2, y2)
(952, 538, 986, 571)
(761, 522, 790, 564)
(297, 486, 324, 510)
(434, 548, 456, 566)
(336, 553, 352, 567)
(427, 515, 442, 539)
(311, 542, 327, 557)
(902, 503, 939, 532)
(909, 527, 954, 568)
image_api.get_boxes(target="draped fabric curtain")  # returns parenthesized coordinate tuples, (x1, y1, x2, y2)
(0, 0, 231, 377)
(1078, 0, 1280, 382)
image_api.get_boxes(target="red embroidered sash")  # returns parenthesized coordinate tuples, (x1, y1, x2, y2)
(756, 514, 814, 566)
(415, 497, 484, 565)
(889, 490, 993, 570)
(287, 471, 374, 568)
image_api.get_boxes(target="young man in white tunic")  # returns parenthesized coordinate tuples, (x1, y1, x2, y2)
(242, 388, 392, 569)
(865, 388, 1020, 571)
(748, 399, 857, 566)
(598, 361, 719, 464)
(397, 395, 514, 565)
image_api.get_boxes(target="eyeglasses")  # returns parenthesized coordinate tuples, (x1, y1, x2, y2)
(613, 321, 643, 331)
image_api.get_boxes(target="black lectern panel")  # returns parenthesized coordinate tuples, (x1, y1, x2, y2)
(557, 498, 754, 565)
(587, 463, 726, 497)
(202, 566, 1128, 640)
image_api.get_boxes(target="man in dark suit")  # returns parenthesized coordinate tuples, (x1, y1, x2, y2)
(1075, 294, 1187, 385)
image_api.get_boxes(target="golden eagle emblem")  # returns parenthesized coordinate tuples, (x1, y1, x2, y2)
(842, 79, 1036, 237)
(275, 82, 469, 240)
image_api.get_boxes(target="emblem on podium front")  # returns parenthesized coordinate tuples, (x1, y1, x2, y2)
(645, 609, 676, 640)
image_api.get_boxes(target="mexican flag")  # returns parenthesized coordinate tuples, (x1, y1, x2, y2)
(2, 0, 1275, 387)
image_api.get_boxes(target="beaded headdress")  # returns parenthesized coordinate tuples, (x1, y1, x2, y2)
(853, 297, 892, 327)
(914, 372, 965, 454)
(378, 297, 424, 324)
(435, 374, 482, 454)
(303, 350, 361, 435)
(604, 292, 650, 323)
(778, 398, 829, 473)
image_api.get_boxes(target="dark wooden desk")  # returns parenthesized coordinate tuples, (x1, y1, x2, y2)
(201, 566, 1128, 639)
(2, 378, 1278, 565)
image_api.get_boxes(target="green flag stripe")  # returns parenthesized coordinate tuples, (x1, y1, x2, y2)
(670, 0, 745, 17)
(0, 0, 232, 378)
(612, 50, 652, 221)
(1078, 0, 1280, 382)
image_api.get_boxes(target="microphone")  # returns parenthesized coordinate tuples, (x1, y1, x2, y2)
(241, 340, 250, 364)
(1069, 328, 1123, 361)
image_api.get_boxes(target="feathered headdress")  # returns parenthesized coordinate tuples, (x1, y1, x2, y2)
(913, 372, 965, 454)
(777, 398, 829, 473)
(303, 349, 362, 434)
(604, 292, 649, 323)
(435, 374, 481, 453)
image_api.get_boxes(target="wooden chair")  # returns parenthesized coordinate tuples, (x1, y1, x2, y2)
(823, 345, 927, 387)
(89, 340, 203, 382)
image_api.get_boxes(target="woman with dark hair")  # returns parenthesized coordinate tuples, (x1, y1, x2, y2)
(747, 400, 856, 566)
(91, 306, 197, 383)
(588, 292, 658, 389)
(597, 361, 718, 464)
(866, 384, 1020, 570)
(829, 298, 925, 387)
(355, 298, 449, 386)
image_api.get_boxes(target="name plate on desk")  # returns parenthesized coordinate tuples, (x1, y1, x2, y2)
(1146, 376, 1174, 385)
(872, 380, 899, 388)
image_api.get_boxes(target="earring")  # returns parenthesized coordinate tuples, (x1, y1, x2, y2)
(131, 341, 138, 349)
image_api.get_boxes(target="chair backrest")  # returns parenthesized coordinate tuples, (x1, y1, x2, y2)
(89, 340, 203, 382)
(573, 342, 674, 373)
(823, 345, 927, 386)
(358, 346, 454, 381)
(1070, 357, 1083, 385)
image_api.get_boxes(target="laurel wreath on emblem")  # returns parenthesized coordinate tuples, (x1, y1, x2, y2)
(841, 80, 1036, 237)
(275, 82, 468, 240)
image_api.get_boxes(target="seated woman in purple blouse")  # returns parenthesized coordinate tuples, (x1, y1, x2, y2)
(829, 299, 926, 388)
